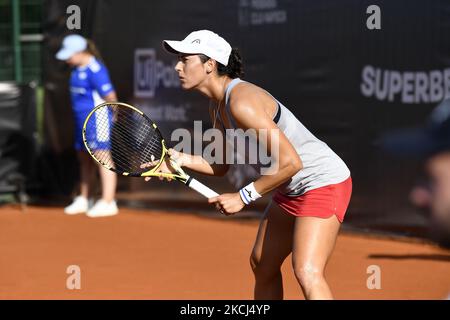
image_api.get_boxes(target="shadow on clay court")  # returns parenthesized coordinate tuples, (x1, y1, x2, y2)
(368, 254, 450, 262)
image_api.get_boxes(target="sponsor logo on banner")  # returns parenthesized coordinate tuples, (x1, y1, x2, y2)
(133, 49, 189, 123)
(238, 0, 287, 26)
(361, 65, 450, 104)
(134, 48, 180, 98)
(137, 102, 190, 123)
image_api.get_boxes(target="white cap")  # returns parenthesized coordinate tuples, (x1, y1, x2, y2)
(56, 34, 87, 60)
(163, 30, 232, 66)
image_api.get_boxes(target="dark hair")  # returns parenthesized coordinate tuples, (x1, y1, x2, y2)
(199, 48, 244, 78)
(85, 39, 103, 62)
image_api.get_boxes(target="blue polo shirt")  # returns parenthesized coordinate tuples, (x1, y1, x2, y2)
(70, 57, 115, 151)
(70, 57, 114, 111)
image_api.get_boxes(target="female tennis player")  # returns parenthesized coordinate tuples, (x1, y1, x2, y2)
(147, 30, 352, 299)
(56, 34, 119, 217)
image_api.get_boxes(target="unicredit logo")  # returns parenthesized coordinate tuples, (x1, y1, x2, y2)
(134, 48, 180, 98)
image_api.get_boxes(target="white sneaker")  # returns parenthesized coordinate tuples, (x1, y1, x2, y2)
(64, 196, 89, 215)
(86, 200, 118, 218)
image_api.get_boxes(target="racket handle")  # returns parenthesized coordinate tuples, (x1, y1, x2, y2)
(186, 177, 219, 198)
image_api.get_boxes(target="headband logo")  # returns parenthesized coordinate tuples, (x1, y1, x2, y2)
(191, 39, 201, 44)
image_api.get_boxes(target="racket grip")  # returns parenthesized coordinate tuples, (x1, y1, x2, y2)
(186, 177, 219, 198)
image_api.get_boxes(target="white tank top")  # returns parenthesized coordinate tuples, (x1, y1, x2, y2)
(215, 78, 351, 196)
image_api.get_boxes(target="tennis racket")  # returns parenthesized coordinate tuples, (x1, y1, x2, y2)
(82, 102, 219, 199)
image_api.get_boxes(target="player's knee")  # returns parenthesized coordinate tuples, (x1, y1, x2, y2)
(293, 262, 324, 289)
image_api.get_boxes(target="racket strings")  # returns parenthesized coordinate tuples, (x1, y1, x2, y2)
(110, 112, 163, 172)
(115, 113, 164, 161)
(91, 114, 154, 170)
(112, 107, 164, 172)
(84, 104, 164, 174)
(87, 114, 143, 170)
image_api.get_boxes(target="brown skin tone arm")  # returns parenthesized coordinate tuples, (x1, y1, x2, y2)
(208, 86, 303, 215)
(167, 151, 229, 176)
(140, 122, 229, 178)
(227, 91, 303, 195)
(178, 80, 302, 182)
(154, 104, 230, 177)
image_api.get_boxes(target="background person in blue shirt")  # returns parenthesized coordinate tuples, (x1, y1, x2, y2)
(56, 34, 118, 217)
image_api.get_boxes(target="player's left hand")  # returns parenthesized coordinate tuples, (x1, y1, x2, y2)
(208, 193, 245, 215)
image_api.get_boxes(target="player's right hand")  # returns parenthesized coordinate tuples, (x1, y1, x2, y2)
(140, 148, 181, 182)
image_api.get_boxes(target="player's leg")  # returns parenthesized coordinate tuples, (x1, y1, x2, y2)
(86, 153, 118, 217)
(291, 215, 341, 299)
(97, 109, 117, 203)
(79, 151, 95, 199)
(251, 201, 295, 299)
(86, 109, 118, 217)
(64, 151, 94, 214)
(99, 164, 117, 203)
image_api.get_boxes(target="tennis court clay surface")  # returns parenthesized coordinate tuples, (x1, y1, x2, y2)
(1, 205, 449, 300)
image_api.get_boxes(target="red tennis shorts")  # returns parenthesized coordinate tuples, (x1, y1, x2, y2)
(272, 177, 352, 223)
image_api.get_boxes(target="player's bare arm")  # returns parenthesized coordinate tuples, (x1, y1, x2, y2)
(208, 86, 303, 215)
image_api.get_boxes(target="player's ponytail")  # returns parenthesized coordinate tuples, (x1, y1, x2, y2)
(85, 39, 103, 62)
(199, 48, 244, 79)
(217, 48, 244, 78)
